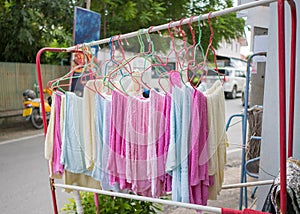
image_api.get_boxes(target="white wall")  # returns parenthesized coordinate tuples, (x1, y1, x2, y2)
(239, 0, 270, 28)
(216, 38, 243, 59)
(256, 0, 300, 209)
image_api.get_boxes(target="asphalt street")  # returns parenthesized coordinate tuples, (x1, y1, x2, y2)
(0, 135, 70, 213)
(0, 96, 249, 213)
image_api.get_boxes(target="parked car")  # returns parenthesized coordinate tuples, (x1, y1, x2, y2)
(204, 67, 246, 99)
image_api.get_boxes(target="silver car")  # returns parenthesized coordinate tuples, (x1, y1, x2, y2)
(203, 67, 246, 99)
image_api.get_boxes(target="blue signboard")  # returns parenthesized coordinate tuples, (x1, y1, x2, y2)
(71, 7, 101, 93)
(74, 6, 101, 55)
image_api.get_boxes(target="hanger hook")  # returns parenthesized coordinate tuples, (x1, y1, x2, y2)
(137, 29, 145, 53)
(117, 34, 126, 60)
(146, 26, 155, 56)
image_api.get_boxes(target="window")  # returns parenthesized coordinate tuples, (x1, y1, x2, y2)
(151, 62, 176, 78)
(206, 69, 230, 76)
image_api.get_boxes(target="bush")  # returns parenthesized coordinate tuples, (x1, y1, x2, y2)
(61, 191, 161, 214)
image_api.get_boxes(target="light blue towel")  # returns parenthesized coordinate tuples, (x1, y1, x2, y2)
(60, 92, 91, 175)
(91, 93, 105, 181)
(166, 85, 192, 203)
(92, 94, 121, 192)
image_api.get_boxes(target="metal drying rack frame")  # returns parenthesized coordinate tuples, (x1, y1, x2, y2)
(35, 0, 297, 213)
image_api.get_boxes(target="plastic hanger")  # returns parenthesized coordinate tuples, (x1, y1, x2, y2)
(139, 21, 179, 94)
(203, 12, 222, 82)
(139, 27, 160, 90)
(49, 63, 84, 93)
(48, 47, 89, 93)
(110, 35, 136, 95)
(185, 16, 204, 89)
(107, 29, 153, 94)
(100, 36, 133, 95)
(157, 20, 189, 92)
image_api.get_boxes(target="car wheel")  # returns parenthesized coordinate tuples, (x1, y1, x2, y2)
(229, 86, 237, 99)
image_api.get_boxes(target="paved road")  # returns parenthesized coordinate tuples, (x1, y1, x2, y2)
(0, 135, 69, 213)
(0, 97, 246, 213)
(225, 97, 245, 160)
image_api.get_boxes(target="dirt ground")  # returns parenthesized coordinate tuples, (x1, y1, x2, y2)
(0, 116, 257, 213)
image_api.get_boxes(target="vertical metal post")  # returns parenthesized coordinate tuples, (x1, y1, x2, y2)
(239, 52, 266, 210)
(36, 47, 67, 214)
(277, 0, 287, 213)
(287, 0, 297, 158)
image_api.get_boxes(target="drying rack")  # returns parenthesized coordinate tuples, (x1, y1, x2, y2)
(35, 0, 297, 213)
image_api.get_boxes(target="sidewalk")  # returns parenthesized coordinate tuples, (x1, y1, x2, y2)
(0, 116, 43, 143)
(163, 162, 257, 214)
(0, 116, 257, 213)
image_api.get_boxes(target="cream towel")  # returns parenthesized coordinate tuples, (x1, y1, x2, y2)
(45, 94, 56, 160)
(204, 80, 228, 199)
(83, 80, 104, 170)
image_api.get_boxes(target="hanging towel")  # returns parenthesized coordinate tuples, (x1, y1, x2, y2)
(60, 94, 66, 142)
(82, 80, 100, 170)
(91, 93, 105, 182)
(166, 85, 192, 203)
(148, 89, 172, 197)
(91, 93, 122, 191)
(189, 89, 210, 205)
(44, 93, 62, 179)
(60, 92, 91, 175)
(126, 95, 151, 196)
(107, 91, 131, 190)
(205, 80, 228, 200)
(53, 91, 64, 175)
(45, 93, 56, 161)
(163, 93, 173, 193)
(63, 170, 101, 193)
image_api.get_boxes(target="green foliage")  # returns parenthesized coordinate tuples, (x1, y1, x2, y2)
(0, 0, 245, 64)
(91, 0, 167, 38)
(92, 0, 244, 60)
(187, 0, 245, 61)
(0, 0, 76, 63)
(61, 192, 161, 214)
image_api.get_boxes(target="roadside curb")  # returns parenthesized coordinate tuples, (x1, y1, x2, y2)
(0, 133, 44, 145)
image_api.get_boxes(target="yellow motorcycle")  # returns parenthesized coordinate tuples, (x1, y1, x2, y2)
(22, 88, 52, 129)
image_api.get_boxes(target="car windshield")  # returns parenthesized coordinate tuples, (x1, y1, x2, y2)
(206, 69, 230, 76)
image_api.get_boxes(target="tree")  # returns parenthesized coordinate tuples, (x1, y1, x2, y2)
(0, 0, 77, 63)
(90, 0, 167, 39)
(0, 0, 244, 64)
(91, 0, 244, 61)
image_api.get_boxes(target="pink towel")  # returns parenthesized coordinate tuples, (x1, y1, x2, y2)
(189, 89, 210, 205)
(53, 92, 64, 175)
(107, 91, 131, 190)
(126, 96, 151, 196)
(148, 90, 172, 197)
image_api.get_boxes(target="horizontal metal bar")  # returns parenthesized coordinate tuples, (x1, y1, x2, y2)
(66, 0, 277, 51)
(226, 113, 244, 131)
(54, 183, 221, 213)
(250, 136, 262, 140)
(222, 180, 274, 189)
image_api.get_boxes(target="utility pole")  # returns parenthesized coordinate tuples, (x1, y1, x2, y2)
(86, 0, 91, 10)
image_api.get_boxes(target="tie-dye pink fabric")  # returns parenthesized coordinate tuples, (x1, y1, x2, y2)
(188, 89, 210, 205)
(107, 91, 131, 190)
(53, 92, 64, 175)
